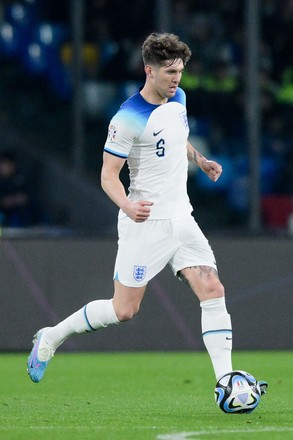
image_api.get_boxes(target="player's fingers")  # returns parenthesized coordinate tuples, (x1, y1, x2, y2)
(214, 171, 222, 178)
(139, 201, 154, 214)
(212, 165, 222, 174)
(135, 213, 150, 222)
(206, 160, 222, 174)
(141, 201, 154, 206)
(138, 206, 152, 216)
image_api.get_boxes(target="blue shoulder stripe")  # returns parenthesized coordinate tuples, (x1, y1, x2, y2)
(169, 87, 186, 106)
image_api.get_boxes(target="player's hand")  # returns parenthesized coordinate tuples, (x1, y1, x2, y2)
(202, 159, 223, 182)
(123, 200, 154, 222)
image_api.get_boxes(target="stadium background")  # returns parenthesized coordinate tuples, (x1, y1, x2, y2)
(0, 0, 292, 351)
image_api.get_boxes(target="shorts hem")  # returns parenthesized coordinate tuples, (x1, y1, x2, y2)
(173, 261, 217, 276)
(113, 278, 149, 288)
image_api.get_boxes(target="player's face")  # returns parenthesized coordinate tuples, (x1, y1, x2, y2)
(151, 59, 184, 101)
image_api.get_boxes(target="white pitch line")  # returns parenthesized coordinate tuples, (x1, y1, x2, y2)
(157, 427, 293, 440)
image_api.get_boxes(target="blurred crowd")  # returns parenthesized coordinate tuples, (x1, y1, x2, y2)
(0, 0, 292, 229)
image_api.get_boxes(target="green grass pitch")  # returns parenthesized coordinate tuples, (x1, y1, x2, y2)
(1, 351, 293, 440)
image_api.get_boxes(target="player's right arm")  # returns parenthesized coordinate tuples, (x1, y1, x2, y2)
(101, 152, 153, 222)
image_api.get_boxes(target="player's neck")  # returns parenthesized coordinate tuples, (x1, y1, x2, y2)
(140, 85, 167, 105)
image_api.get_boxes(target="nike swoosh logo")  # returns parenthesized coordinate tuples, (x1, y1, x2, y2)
(226, 337, 232, 340)
(153, 129, 164, 136)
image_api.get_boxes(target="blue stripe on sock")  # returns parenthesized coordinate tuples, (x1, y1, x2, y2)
(83, 305, 96, 332)
(202, 329, 232, 337)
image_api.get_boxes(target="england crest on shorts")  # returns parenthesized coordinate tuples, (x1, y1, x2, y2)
(133, 265, 147, 282)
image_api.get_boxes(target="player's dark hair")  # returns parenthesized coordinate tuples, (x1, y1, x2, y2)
(142, 32, 191, 67)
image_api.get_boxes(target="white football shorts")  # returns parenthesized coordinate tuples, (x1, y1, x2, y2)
(113, 214, 217, 287)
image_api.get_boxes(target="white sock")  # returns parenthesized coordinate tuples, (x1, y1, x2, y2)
(200, 297, 233, 380)
(45, 299, 120, 349)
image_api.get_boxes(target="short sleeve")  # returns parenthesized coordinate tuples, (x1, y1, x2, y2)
(104, 109, 140, 158)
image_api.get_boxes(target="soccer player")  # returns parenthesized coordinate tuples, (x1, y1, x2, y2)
(27, 33, 268, 396)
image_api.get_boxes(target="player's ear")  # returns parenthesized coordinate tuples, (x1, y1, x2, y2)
(145, 65, 153, 78)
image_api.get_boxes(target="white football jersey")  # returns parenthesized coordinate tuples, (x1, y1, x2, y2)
(104, 87, 193, 219)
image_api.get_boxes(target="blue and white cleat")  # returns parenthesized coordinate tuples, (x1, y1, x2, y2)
(27, 327, 55, 383)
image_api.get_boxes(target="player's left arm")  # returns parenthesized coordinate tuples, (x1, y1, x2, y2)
(186, 140, 222, 182)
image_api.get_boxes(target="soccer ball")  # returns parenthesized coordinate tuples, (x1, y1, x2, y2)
(215, 370, 261, 414)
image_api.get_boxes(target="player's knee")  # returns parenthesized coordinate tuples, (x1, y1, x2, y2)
(115, 303, 140, 322)
(206, 279, 225, 299)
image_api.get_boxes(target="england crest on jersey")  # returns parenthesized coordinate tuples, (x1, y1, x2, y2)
(179, 110, 189, 130)
(108, 124, 117, 142)
(133, 265, 147, 282)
